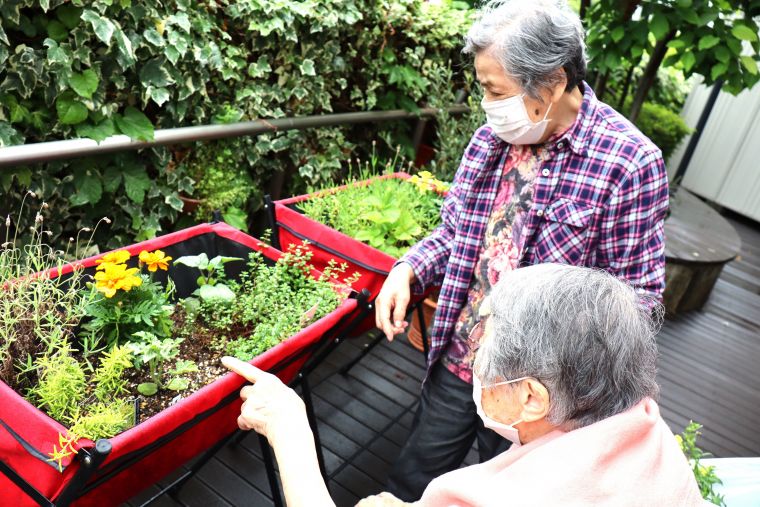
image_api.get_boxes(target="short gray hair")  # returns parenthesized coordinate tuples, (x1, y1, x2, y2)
(474, 264, 661, 430)
(463, 0, 587, 101)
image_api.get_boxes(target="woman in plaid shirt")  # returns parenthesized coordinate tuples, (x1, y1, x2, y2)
(376, 0, 668, 501)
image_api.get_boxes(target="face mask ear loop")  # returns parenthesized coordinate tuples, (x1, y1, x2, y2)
(541, 101, 553, 122)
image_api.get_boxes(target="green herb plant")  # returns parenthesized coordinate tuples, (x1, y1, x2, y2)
(188, 242, 358, 361)
(677, 422, 726, 506)
(128, 331, 191, 396)
(299, 161, 446, 258)
(174, 253, 242, 305)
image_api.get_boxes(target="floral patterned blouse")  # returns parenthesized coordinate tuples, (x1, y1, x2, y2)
(440, 142, 552, 383)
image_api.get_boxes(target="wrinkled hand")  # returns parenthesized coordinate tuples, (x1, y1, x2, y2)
(222, 356, 309, 444)
(355, 492, 413, 507)
(375, 263, 415, 341)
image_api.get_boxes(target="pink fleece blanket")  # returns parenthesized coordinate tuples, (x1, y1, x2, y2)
(418, 398, 705, 506)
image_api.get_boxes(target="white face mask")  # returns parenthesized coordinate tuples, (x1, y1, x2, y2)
(481, 94, 552, 145)
(473, 375, 528, 446)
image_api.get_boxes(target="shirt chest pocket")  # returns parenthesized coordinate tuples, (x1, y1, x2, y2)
(533, 198, 596, 265)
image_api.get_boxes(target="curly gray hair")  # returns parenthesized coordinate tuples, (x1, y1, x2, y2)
(463, 0, 587, 101)
(474, 263, 661, 430)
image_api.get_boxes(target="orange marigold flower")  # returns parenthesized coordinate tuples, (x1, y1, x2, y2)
(138, 249, 172, 272)
(94, 263, 143, 298)
(95, 250, 131, 270)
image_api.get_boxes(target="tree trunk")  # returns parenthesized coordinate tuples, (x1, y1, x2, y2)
(580, 0, 591, 19)
(628, 29, 677, 123)
(617, 62, 636, 111)
(594, 70, 609, 100)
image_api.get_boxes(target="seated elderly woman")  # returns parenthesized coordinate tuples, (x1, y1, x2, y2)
(223, 263, 703, 506)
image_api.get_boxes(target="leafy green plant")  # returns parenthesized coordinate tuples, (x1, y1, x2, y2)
(299, 168, 446, 258)
(1, 0, 474, 251)
(81, 258, 175, 348)
(128, 331, 184, 396)
(677, 421, 726, 506)
(26, 342, 86, 423)
(631, 101, 693, 161)
(187, 243, 357, 361)
(173, 253, 242, 304)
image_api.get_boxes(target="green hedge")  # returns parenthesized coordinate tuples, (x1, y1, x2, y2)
(634, 102, 692, 162)
(0, 0, 472, 248)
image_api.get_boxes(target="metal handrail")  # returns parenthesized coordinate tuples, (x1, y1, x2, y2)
(0, 105, 469, 169)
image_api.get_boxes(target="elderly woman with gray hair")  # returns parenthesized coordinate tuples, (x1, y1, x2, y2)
(224, 264, 703, 506)
(374, 0, 670, 498)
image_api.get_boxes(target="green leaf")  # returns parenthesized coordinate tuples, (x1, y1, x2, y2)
(114, 107, 154, 141)
(69, 69, 99, 99)
(711, 62, 728, 81)
(0, 24, 8, 45)
(138, 383, 158, 396)
(114, 28, 136, 69)
(165, 193, 184, 211)
(667, 39, 686, 50)
(44, 38, 69, 65)
(56, 5, 82, 29)
(139, 57, 173, 87)
(698, 35, 721, 51)
(46, 20, 68, 42)
(174, 253, 209, 269)
(166, 377, 189, 391)
(13, 167, 32, 188)
(681, 51, 696, 72)
(682, 10, 700, 25)
(299, 58, 316, 76)
(199, 283, 236, 304)
(610, 27, 625, 43)
(76, 118, 116, 143)
(0, 122, 23, 147)
(81, 9, 116, 46)
(148, 86, 170, 106)
(122, 162, 152, 203)
(56, 92, 88, 125)
(103, 165, 122, 192)
(741, 56, 758, 75)
(70, 168, 103, 206)
(649, 13, 670, 40)
(732, 24, 758, 42)
(222, 206, 248, 231)
(715, 46, 731, 63)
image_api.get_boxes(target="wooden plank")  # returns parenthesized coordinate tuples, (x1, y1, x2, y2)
(194, 457, 272, 506)
(332, 464, 384, 499)
(313, 378, 394, 432)
(329, 481, 361, 507)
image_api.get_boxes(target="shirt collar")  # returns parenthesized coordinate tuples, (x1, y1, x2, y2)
(485, 81, 597, 157)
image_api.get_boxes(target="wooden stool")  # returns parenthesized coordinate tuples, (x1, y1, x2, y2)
(663, 189, 741, 315)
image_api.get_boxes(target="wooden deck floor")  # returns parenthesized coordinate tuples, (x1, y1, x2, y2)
(125, 216, 760, 507)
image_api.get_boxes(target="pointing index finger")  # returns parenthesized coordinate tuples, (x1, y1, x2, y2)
(222, 356, 264, 383)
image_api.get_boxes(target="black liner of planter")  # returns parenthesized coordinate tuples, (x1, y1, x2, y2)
(0, 224, 369, 507)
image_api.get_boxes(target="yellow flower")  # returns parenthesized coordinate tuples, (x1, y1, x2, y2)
(94, 263, 143, 298)
(408, 172, 449, 194)
(139, 249, 172, 272)
(95, 250, 131, 270)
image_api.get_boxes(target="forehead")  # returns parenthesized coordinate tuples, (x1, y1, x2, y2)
(474, 52, 520, 91)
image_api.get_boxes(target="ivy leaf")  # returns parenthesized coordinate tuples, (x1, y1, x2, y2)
(741, 56, 758, 75)
(649, 13, 670, 40)
(122, 162, 152, 204)
(165, 193, 184, 211)
(56, 92, 88, 125)
(148, 86, 170, 106)
(698, 35, 721, 51)
(114, 28, 136, 69)
(46, 20, 68, 42)
(70, 69, 99, 98)
(44, 38, 70, 65)
(138, 383, 158, 396)
(114, 107, 154, 141)
(139, 57, 173, 87)
(70, 167, 103, 206)
(299, 58, 316, 76)
(0, 122, 23, 147)
(81, 10, 116, 46)
(0, 24, 8, 45)
(143, 28, 164, 46)
(732, 24, 758, 42)
(56, 5, 82, 29)
(75, 118, 116, 143)
(0, 43, 7, 67)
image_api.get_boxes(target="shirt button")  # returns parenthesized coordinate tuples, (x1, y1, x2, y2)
(541, 168, 550, 177)
(536, 209, 544, 217)
(557, 141, 566, 150)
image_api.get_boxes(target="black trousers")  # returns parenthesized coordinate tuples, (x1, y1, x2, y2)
(386, 361, 510, 501)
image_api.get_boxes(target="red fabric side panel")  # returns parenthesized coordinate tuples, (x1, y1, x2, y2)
(277, 172, 411, 207)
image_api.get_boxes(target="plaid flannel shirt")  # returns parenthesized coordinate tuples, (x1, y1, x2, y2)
(400, 83, 668, 369)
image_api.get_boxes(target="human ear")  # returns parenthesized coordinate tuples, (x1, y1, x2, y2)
(517, 378, 550, 422)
